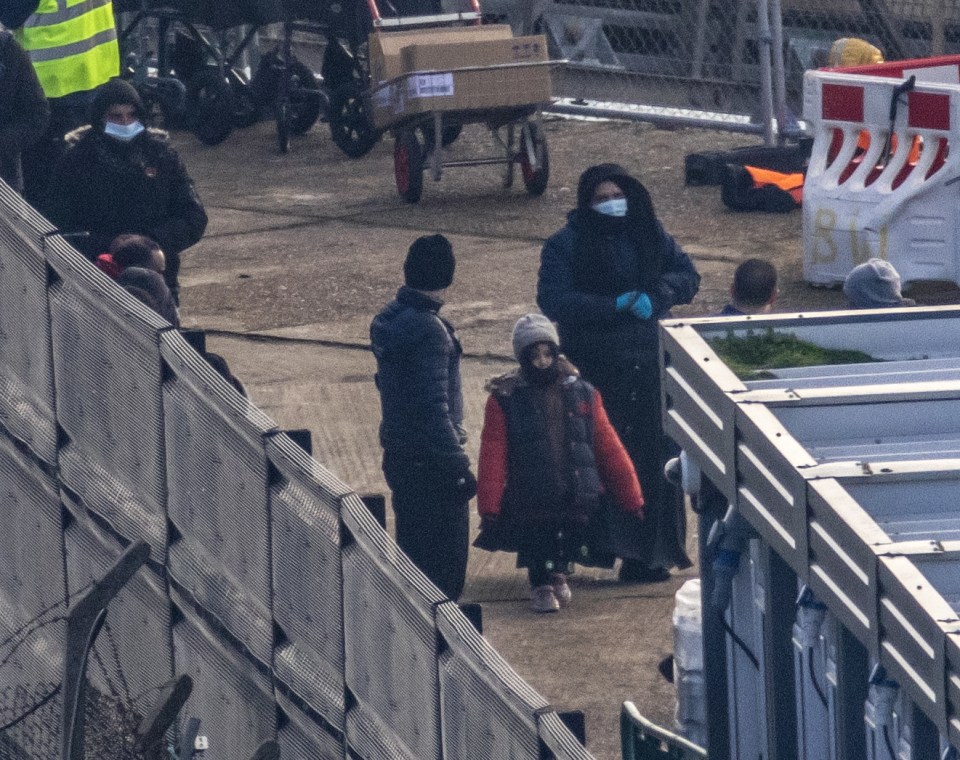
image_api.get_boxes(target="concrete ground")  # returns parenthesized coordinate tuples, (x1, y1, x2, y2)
(168, 108, 953, 759)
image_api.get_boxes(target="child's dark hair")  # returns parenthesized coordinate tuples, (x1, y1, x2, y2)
(110, 234, 163, 272)
(123, 285, 159, 312)
(732, 258, 777, 307)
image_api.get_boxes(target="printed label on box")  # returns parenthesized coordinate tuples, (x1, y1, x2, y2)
(373, 86, 393, 108)
(406, 73, 455, 99)
(511, 41, 542, 60)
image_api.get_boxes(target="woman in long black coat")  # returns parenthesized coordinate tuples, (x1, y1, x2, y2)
(537, 163, 701, 582)
(47, 78, 207, 301)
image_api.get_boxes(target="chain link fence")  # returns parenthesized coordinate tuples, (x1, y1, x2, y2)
(471, 0, 960, 136)
(113, 0, 960, 150)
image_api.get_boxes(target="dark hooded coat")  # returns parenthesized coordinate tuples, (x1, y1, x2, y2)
(46, 80, 206, 286)
(536, 163, 699, 569)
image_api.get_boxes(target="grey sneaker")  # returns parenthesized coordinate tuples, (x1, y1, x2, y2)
(550, 573, 572, 608)
(530, 585, 560, 613)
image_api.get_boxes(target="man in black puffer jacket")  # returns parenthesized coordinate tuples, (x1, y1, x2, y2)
(46, 78, 207, 302)
(370, 234, 476, 601)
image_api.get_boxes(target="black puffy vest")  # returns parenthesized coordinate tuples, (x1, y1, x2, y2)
(495, 375, 604, 523)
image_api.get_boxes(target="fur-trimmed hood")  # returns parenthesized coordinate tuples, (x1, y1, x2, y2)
(64, 124, 170, 148)
(486, 356, 579, 396)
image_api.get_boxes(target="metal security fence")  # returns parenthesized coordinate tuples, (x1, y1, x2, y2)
(119, 1, 958, 151)
(476, 0, 960, 136)
(0, 178, 595, 760)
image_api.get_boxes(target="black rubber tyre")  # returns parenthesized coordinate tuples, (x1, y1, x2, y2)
(156, 78, 189, 129)
(519, 122, 549, 197)
(328, 85, 380, 158)
(230, 78, 260, 129)
(394, 130, 424, 203)
(251, 51, 324, 135)
(284, 58, 324, 135)
(186, 69, 234, 146)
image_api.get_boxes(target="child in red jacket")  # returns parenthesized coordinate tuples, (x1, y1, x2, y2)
(475, 314, 645, 613)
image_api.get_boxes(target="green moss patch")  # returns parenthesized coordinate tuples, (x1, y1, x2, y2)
(708, 329, 879, 379)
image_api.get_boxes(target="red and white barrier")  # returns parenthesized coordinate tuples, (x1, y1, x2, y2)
(802, 55, 960, 286)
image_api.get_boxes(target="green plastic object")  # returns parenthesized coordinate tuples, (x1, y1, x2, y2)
(620, 702, 707, 760)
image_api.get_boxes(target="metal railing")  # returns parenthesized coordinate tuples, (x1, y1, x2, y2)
(0, 179, 593, 760)
(479, 0, 960, 140)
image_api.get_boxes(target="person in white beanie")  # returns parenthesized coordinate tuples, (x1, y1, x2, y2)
(843, 258, 916, 309)
(474, 313, 645, 613)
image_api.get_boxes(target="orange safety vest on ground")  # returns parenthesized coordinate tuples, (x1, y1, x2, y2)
(744, 166, 804, 205)
(720, 164, 804, 213)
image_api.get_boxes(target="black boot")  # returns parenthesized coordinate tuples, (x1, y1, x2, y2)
(618, 559, 670, 583)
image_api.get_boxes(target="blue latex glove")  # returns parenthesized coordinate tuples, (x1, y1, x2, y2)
(615, 291, 653, 319)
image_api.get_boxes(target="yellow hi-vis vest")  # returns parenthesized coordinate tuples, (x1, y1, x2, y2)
(16, 0, 119, 99)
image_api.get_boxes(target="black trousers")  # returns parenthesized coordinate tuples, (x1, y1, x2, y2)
(383, 452, 470, 602)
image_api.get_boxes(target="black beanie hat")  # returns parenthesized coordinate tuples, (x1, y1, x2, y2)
(89, 78, 148, 127)
(404, 234, 455, 291)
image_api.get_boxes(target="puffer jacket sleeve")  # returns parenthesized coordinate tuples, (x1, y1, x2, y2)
(0, 35, 48, 158)
(410, 312, 470, 468)
(591, 389, 644, 515)
(476, 394, 508, 517)
(145, 147, 207, 256)
(537, 228, 621, 326)
(654, 219, 700, 311)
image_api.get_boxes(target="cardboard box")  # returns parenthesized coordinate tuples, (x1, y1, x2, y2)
(368, 24, 513, 87)
(369, 32, 552, 129)
(401, 35, 548, 72)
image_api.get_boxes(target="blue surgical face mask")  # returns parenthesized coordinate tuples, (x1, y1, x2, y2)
(104, 120, 145, 141)
(592, 197, 628, 217)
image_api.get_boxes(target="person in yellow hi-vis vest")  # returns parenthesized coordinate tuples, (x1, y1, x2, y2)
(2, 0, 119, 209)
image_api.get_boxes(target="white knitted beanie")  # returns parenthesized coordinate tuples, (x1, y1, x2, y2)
(843, 258, 914, 308)
(511, 314, 559, 361)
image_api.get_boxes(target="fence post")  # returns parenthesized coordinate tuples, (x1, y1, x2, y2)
(360, 493, 387, 529)
(755, 0, 776, 147)
(690, 0, 711, 79)
(768, 0, 789, 144)
(558, 710, 586, 745)
(931, 1, 946, 56)
(62, 540, 150, 760)
(134, 675, 193, 760)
